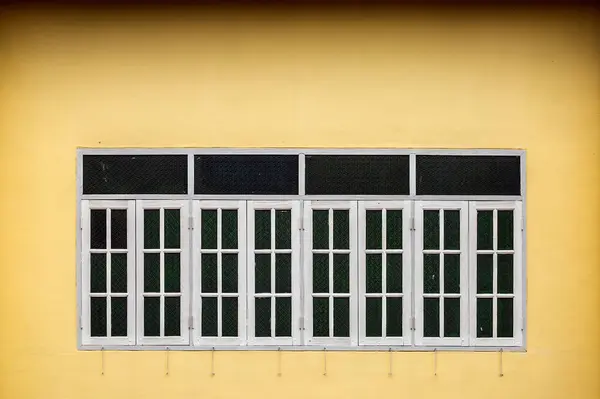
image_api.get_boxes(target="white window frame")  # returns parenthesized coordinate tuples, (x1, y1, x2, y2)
(136, 200, 190, 346)
(414, 201, 469, 347)
(247, 201, 301, 346)
(192, 200, 247, 346)
(81, 200, 136, 346)
(469, 201, 523, 347)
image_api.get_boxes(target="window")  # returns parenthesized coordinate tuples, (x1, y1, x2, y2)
(79, 150, 525, 350)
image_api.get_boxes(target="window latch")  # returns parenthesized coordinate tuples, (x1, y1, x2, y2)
(410, 217, 415, 232)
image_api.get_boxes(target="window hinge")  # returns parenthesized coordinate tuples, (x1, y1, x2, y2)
(410, 317, 415, 331)
(521, 216, 524, 232)
(410, 217, 415, 231)
(189, 216, 194, 230)
(79, 315, 83, 330)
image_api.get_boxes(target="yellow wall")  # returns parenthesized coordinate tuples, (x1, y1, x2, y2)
(1, 5, 599, 399)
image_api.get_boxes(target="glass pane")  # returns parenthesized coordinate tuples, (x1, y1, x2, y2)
(498, 298, 514, 338)
(164, 297, 180, 337)
(313, 298, 329, 337)
(444, 298, 460, 338)
(365, 297, 382, 337)
(222, 254, 238, 294)
(90, 253, 106, 293)
(423, 254, 440, 294)
(386, 297, 403, 337)
(497, 210, 514, 250)
(275, 297, 292, 337)
(444, 254, 460, 294)
(477, 211, 493, 250)
(424, 298, 440, 337)
(221, 209, 238, 250)
(333, 298, 350, 337)
(255, 254, 271, 294)
(222, 297, 238, 337)
(90, 209, 107, 249)
(90, 297, 107, 337)
(366, 210, 382, 250)
(111, 209, 127, 249)
(164, 209, 180, 249)
(498, 254, 514, 294)
(424, 210, 440, 250)
(312, 254, 329, 293)
(201, 297, 218, 337)
(387, 254, 402, 293)
(144, 253, 160, 293)
(201, 254, 217, 293)
(164, 253, 180, 293)
(443, 210, 460, 250)
(201, 210, 217, 249)
(477, 298, 493, 338)
(366, 254, 382, 294)
(333, 210, 349, 249)
(144, 297, 160, 337)
(477, 254, 493, 294)
(386, 210, 402, 249)
(275, 254, 291, 294)
(275, 210, 291, 249)
(111, 297, 127, 337)
(333, 254, 349, 293)
(312, 210, 329, 250)
(255, 298, 271, 337)
(144, 210, 160, 249)
(110, 253, 127, 293)
(255, 210, 271, 250)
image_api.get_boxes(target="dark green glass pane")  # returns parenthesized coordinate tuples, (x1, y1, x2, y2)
(111, 297, 127, 337)
(144, 297, 160, 337)
(313, 298, 329, 337)
(201, 210, 217, 249)
(333, 210, 349, 249)
(498, 254, 514, 294)
(477, 211, 493, 250)
(164, 209, 180, 249)
(222, 254, 238, 293)
(144, 209, 160, 249)
(255, 254, 271, 294)
(386, 297, 403, 337)
(312, 254, 329, 293)
(366, 254, 382, 294)
(90, 253, 106, 293)
(255, 210, 271, 250)
(90, 209, 106, 249)
(444, 298, 460, 338)
(497, 210, 514, 250)
(164, 297, 180, 337)
(366, 210, 382, 250)
(444, 210, 460, 250)
(111, 253, 127, 293)
(477, 298, 493, 338)
(111, 209, 127, 249)
(201, 254, 217, 293)
(275, 210, 291, 249)
(275, 254, 291, 294)
(477, 254, 493, 294)
(90, 297, 107, 337)
(498, 298, 514, 338)
(424, 254, 440, 294)
(164, 253, 180, 293)
(333, 254, 349, 293)
(386, 210, 403, 250)
(255, 298, 271, 337)
(222, 297, 238, 337)
(444, 254, 460, 294)
(312, 210, 329, 250)
(221, 209, 238, 249)
(201, 297, 218, 336)
(333, 297, 349, 337)
(365, 297, 382, 337)
(386, 254, 402, 293)
(275, 297, 292, 337)
(144, 253, 160, 293)
(424, 298, 440, 337)
(424, 210, 440, 250)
